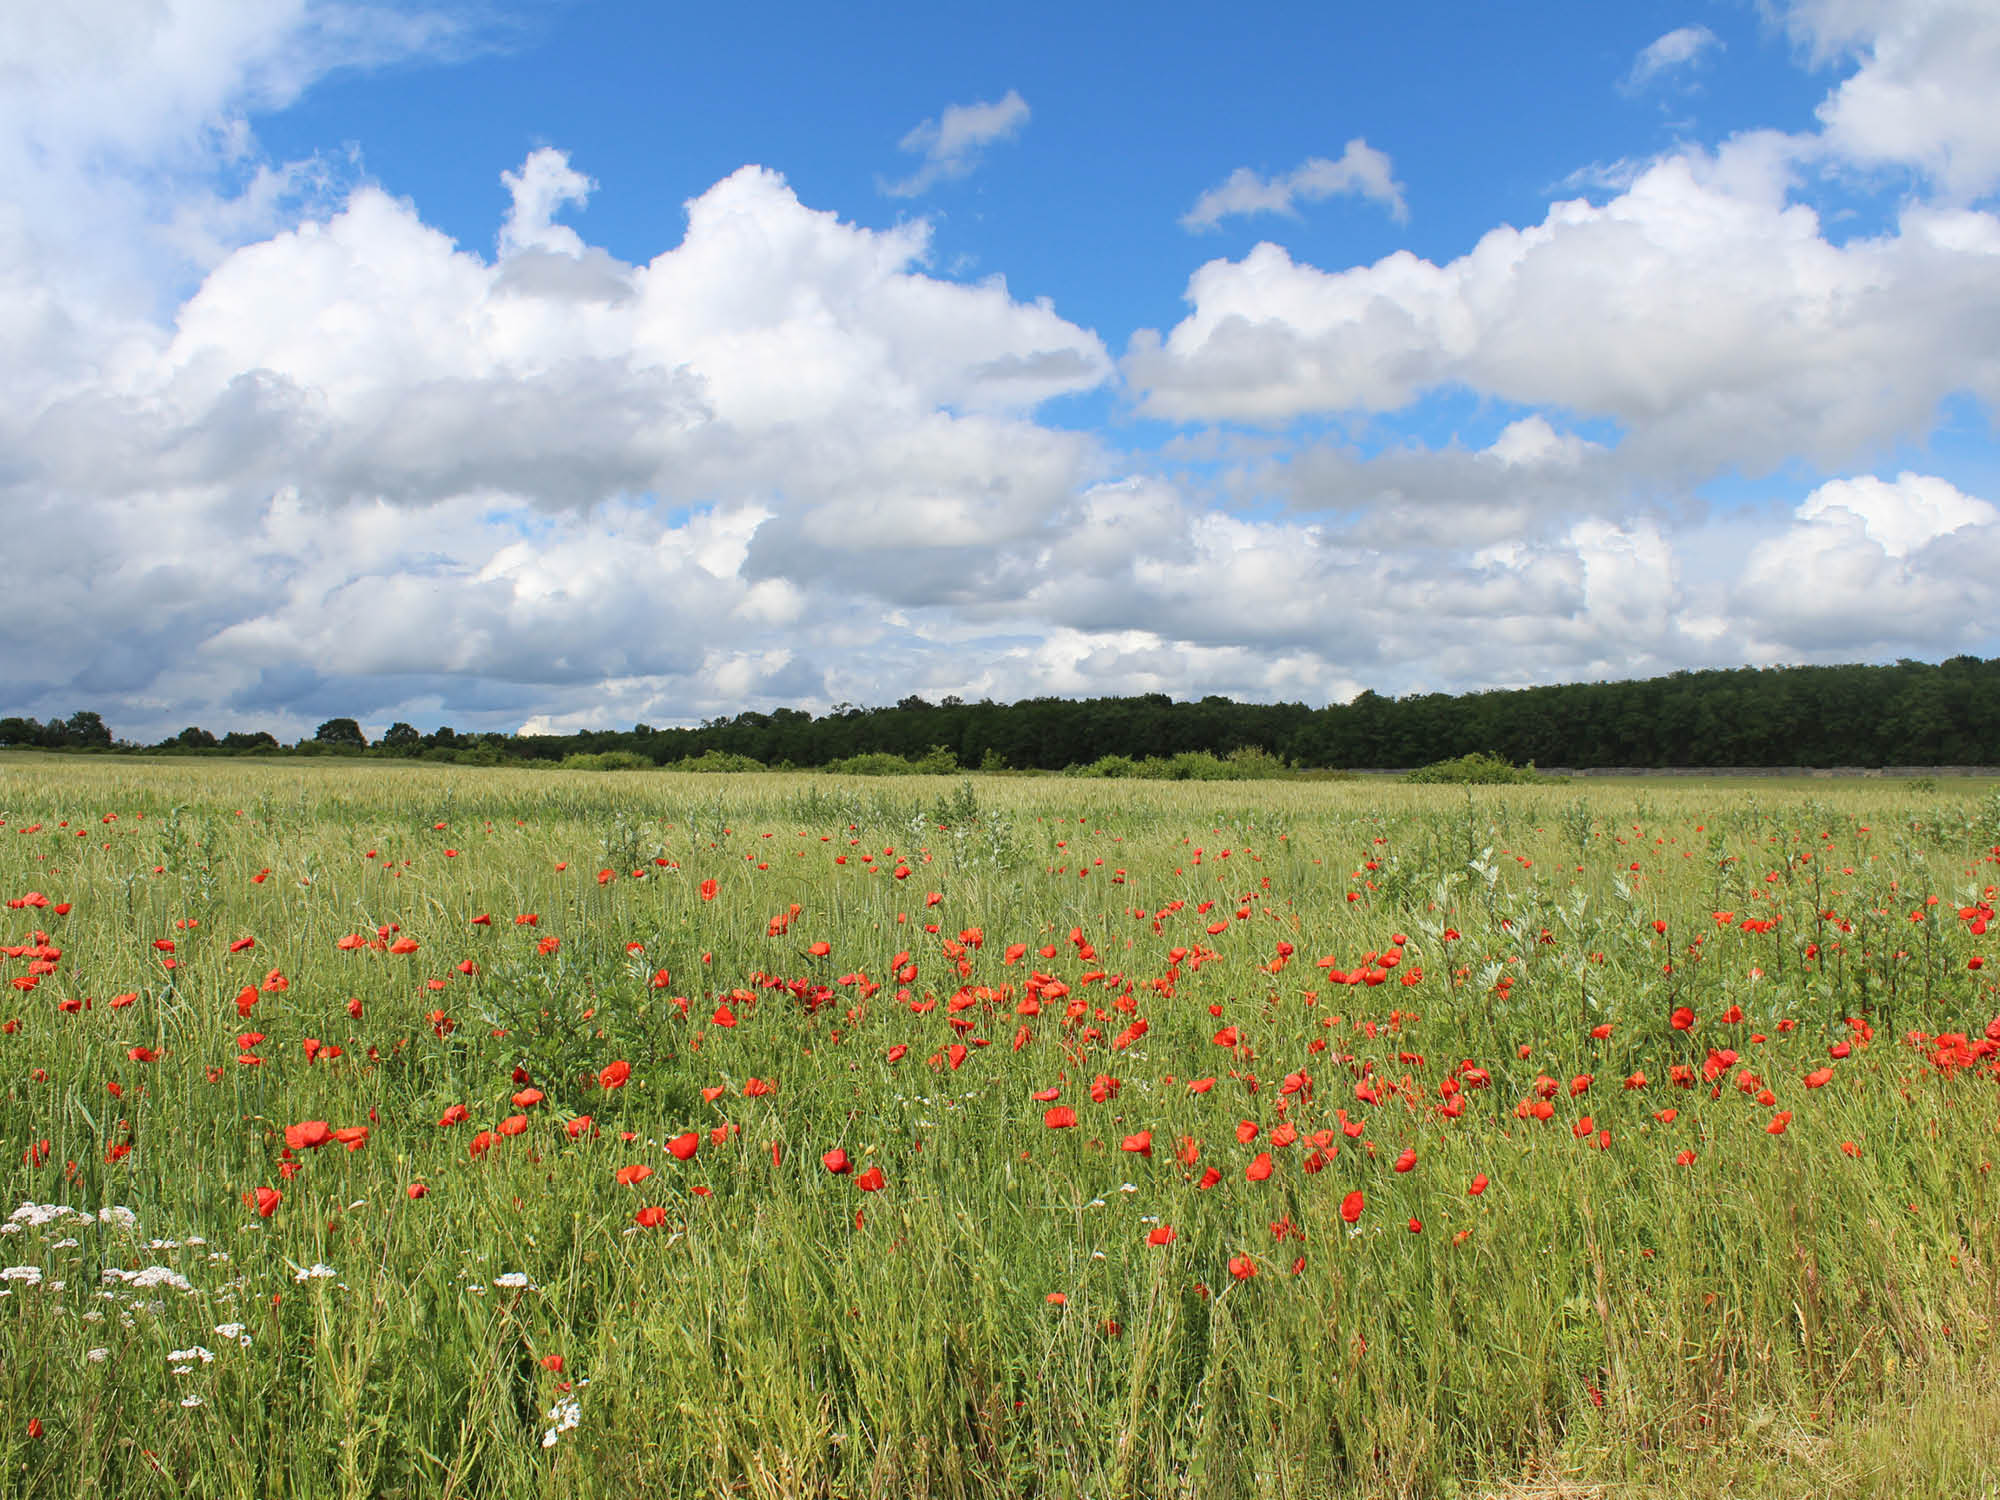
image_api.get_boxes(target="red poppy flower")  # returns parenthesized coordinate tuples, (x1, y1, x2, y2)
(616, 1164, 655, 1187)
(668, 1132, 699, 1161)
(699, 879, 719, 902)
(284, 1121, 333, 1151)
(1147, 1225, 1176, 1246)
(855, 1166, 885, 1191)
(254, 1186, 281, 1218)
(634, 1205, 667, 1228)
(598, 1060, 631, 1090)
(1340, 1190, 1365, 1225)
(1228, 1255, 1256, 1281)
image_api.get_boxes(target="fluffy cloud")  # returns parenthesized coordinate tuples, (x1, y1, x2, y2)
(1622, 25, 1721, 93)
(1128, 137, 2000, 478)
(881, 90, 1030, 198)
(1733, 473, 2000, 654)
(1181, 141, 1408, 231)
(1789, 0, 2000, 199)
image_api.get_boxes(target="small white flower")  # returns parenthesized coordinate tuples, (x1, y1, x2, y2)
(85, 1348, 108, 1363)
(293, 1263, 337, 1283)
(493, 1272, 533, 1290)
(540, 1397, 582, 1446)
(1, 1266, 43, 1286)
(104, 1266, 192, 1293)
(180, 1394, 203, 1408)
(168, 1346, 215, 1365)
(212, 1323, 246, 1340)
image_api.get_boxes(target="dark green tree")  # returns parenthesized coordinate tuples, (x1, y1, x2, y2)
(314, 718, 368, 749)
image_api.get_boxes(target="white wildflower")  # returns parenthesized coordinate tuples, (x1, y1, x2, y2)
(541, 1397, 582, 1447)
(293, 1263, 337, 1283)
(103, 1266, 192, 1293)
(1, 1266, 43, 1286)
(85, 1348, 108, 1363)
(493, 1272, 533, 1290)
(167, 1347, 215, 1365)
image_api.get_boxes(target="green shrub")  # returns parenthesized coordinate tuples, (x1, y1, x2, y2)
(557, 750, 652, 771)
(1404, 751, 1560, 784)
(1067, 748, 1292, 780)
(671, 750, 766, 772)
(820, 752, 924, 776)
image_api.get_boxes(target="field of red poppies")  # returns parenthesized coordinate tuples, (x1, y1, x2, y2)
(2, 756, 1997, 1498)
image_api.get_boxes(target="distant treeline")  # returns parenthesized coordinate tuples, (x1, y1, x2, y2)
(5, 657, 2000, 772)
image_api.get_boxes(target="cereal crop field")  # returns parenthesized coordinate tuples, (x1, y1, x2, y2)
(3, 755, 1998, 1498)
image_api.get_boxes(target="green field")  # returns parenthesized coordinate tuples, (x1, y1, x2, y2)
(3, 755, 1998, 1498)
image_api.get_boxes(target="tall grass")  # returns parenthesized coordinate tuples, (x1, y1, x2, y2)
(1, 754, 1997, 1497)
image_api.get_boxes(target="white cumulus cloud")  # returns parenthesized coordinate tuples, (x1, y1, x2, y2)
(1622, 25, 1721, 93)
(1788, 0, 2000, 200)
(881, 89, 1030, 198)
(1182, 140, 1408, 231)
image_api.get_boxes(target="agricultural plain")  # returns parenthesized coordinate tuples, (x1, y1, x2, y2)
(3, 756, 1999, 1498)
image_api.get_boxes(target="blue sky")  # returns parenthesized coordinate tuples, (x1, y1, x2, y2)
(4, 1, 1999, 741)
